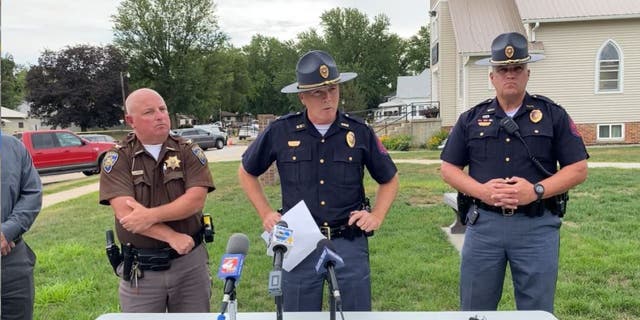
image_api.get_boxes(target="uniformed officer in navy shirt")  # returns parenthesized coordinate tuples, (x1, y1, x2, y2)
(239, 50, 399, 311)
(440, 32, 588, 313)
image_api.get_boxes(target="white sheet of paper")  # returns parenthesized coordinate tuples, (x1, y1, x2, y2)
(261, 200, 326, 271)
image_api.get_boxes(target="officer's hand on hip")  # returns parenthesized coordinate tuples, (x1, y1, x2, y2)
(168, 232, 195, 255)
(348, 210, 381, 233)
(262, 211, 282, 233)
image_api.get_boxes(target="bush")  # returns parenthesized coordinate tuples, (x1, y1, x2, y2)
(381, 134, 412, 151)
(427, 129, 449, 150)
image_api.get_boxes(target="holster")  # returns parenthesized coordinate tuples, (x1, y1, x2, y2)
(121, 244, 134, 282)
(554, 192, 569, 217)
(457, 192, 472, 225)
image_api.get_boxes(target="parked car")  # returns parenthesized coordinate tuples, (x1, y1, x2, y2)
(193, 124, 228, 141)
(78, 134, 117, 143)
(238, 125, 259, 140)
(172, 127, 226, 150)
(14, 130, 116, 176)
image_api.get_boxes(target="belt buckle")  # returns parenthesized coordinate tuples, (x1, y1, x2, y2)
(501, 207, 515, 216)
(321, 226, 331, 240)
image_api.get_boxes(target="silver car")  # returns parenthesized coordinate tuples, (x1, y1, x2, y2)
(172, 128, 226, 150)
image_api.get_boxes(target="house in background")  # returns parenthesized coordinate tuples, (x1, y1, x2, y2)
(376, 69, 437, 122)
(1, 106, 28, 133)
(430, 0, 640, 144)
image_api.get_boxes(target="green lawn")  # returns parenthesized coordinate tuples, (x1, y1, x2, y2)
(389, 145, 640, 162)
(26, 161, 640, 319)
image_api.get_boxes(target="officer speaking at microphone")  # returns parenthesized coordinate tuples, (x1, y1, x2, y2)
(99, 88, 215, 312)
(238, 50, 399, 311)
(440, 32, 588, 313)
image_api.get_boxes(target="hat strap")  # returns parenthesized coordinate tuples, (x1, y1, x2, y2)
(490, 56, 531, 65)
(297, 77, 342, 90)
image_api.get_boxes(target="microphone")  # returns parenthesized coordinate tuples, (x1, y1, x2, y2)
(217, 233, 250, 315)
(267, 221, 293, 297)
(314, 239, 344, 305)
(267, 221, 294, 267)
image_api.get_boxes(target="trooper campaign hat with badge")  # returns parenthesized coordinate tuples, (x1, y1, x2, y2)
(281, 50, 357, 93)
(476, 32, 544, 66)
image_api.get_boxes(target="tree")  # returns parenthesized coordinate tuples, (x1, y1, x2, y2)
(1, 55, 25, 109)
(112, 0, 228, 123)
(25, 45, 127, 131)
(403, 25, 431, 75)
(243, 35, 300, 116)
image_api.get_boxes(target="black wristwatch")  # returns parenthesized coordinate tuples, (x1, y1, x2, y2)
(534, 183, 545, 202)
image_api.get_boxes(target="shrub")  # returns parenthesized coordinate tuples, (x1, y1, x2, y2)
(381, 134, 412, 151)
(427, 130, 449, 150)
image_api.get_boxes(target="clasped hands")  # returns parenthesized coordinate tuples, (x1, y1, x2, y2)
(478, 177, 537, 210)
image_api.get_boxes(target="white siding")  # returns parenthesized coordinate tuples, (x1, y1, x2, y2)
(526, 19, 640, 123)
(435, 1, 460, 127)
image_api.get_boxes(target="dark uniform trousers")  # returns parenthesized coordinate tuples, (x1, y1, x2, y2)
(1, 240, 36, 320)
(118, 244, 211, 312)
(460, 208, 561, 312)
(283, 236, 371, 311)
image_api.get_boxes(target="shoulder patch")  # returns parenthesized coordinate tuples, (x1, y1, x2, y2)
(102, 151, 119, 173)
(191, 146, 208, 165)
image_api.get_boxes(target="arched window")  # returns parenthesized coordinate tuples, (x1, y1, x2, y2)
(596, 40, 622, 93)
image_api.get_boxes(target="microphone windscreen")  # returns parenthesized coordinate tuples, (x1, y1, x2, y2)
(316, 238, 336, 251)
(226, 233, 250, 254)
(275, 220, 288, 228)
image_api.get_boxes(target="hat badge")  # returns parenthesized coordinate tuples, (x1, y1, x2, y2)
(319, 65, 329, 79)
(505, 46, 514, 59)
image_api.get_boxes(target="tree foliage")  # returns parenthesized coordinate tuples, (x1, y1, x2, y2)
(243, 35, 300, 116)
(25, 45, 127, 131)
(112, 0, 228, 122)
(403, 25, 431, 75)
(1, 55, 25, 109)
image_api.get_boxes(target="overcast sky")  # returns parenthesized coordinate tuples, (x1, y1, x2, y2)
(2, 0, 428, 66)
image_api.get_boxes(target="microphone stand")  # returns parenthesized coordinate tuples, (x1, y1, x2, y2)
(327, 275, 336, 320)
(228, 289, 237, 320)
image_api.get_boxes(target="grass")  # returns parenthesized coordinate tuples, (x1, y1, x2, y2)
(388, 145, 639, 162)
(26, 159, 640, 319)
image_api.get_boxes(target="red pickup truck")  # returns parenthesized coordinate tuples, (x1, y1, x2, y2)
(14, 130, 116, 176)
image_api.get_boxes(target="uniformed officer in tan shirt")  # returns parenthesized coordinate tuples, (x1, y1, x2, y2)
(100, 88, 215, 312)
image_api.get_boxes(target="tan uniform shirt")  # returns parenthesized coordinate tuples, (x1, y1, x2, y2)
(99, 133, 215, 248)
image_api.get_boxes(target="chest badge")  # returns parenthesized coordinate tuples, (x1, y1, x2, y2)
(346, 131, 356, 148)
(288, 140, 301, 147)
(530, 109, 543, 123)
(165, 155, 181, 170)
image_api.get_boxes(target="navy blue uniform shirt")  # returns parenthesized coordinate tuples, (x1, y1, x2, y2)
(242, 110, 397, 226)
(441, 93, 588, 183)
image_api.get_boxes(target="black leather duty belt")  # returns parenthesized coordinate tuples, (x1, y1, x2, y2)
(474, 198, 555, 217)
(319, 217, 374, 240)
(134, 231, 204, 270)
